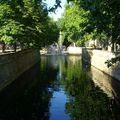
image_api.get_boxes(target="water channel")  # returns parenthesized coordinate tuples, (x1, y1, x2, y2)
(0, 55, 120, 120)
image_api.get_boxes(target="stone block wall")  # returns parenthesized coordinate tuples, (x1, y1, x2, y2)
(0, 49, 40, 91)
(82, 48, 120, 81)
(67, 47, 82, 54)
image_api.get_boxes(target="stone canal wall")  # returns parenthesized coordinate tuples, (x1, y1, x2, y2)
(0, 49, 40, 91)
(82, 48, 120, 81)
(67, 47, 82, 55)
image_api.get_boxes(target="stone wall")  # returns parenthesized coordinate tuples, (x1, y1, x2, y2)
(67, 47, 82, 54)
(0, 49, 40, 91)
(82, 48, 120, 81)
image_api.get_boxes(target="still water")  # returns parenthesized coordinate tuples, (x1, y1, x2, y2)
(0, 55, 120, 120)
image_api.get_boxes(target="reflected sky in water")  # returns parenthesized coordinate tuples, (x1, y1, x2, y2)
(50, 88, 70, 120)
(0, 55, 120, 120)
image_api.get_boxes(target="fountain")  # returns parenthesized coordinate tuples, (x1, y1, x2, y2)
(44, 31, 67, 55)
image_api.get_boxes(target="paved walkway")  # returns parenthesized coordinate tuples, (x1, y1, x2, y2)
(0, 49, 21, 55)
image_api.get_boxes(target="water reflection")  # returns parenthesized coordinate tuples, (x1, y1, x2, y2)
(0, 55, 120, 120)
(59, 56, 110, 120)
(90, 66, 120, 99)
(49, 88, 69, 120)
(41, 56, 70, 120)
(0, 63, 52, 120)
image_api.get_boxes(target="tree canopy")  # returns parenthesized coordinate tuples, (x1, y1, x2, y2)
(57, 0, 120, 50)
(0, 0, 59, 52)
(58, 3, 90, 46)
(1, 0, 120, 53)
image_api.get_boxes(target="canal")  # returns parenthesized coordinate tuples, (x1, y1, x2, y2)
(0, 55, 120, 120)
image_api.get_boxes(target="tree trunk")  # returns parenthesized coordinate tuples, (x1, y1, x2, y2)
(13, 42, 17, 52)
(2, 42, 5, 53)
(112, 42, 117, 52)
(111, 32, 117, 52)
(20, 42, 24, 50)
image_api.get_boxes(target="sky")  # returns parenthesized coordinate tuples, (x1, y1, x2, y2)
(44, 0, 66, 21)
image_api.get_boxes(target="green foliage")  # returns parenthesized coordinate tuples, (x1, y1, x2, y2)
(0, 0, 59, 51)
(44, 19, 59, 46)
(59, 3, 90, 46)
(0, 19, 24, 43)
(105, 56, 120, 67)
(56, 0, 120, 65)
(0, 4, 13, 21)
(71, 0, 120, 47)
(57, 0, 120, 51)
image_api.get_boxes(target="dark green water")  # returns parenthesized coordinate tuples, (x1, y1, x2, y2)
(0, 55, 120, 120)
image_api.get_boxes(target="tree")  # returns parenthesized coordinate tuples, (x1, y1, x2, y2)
(65, 0, 120, 65)
(58, 3, 90, 46)
(0, 3, 24, 52)
(67, 0, 120, 51)
(0, 0, 60, 52)
(56, 0, 120, 50)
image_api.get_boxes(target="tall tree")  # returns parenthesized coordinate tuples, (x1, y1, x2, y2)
(58, 3, 90, 46)
(67, 0, 120, 51)
(0, 0, 59, 52)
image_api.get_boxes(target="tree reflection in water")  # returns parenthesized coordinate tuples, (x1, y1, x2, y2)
(59, 56, 120, 120)
(41, 55, 120, 120)
(0, 55, 120, 120)
(0, 61, 58, 120)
